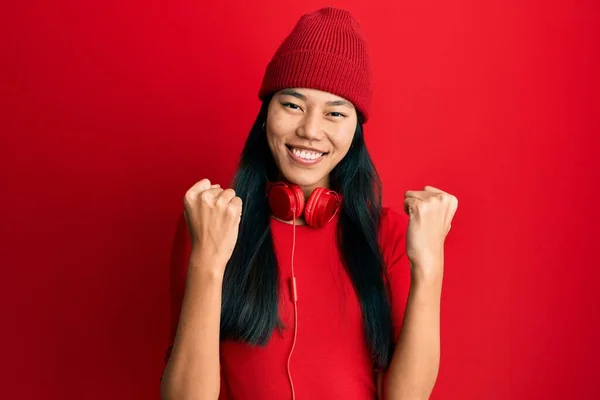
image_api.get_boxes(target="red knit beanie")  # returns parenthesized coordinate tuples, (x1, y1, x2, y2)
(258, 7, 373, 122)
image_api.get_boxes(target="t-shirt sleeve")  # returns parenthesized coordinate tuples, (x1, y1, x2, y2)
(164, 211, 192, 365)
(380, 207, 411, 343)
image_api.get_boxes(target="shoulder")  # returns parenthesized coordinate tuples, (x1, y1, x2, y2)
(378, 206, 409, 266)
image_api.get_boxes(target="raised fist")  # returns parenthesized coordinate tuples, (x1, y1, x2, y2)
(183, 178, 242, 269)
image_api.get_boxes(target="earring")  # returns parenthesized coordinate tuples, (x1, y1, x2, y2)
(262, 122, 266, 131)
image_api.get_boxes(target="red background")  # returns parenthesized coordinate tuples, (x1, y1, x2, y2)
(1, 0, 599, 399)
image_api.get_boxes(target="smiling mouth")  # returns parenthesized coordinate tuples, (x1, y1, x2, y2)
(285, 145, 328, 165)
(285, 145, 328, 160)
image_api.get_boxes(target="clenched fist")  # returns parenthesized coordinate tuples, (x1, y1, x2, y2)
(183, 178, 243, 270)
(404, 185, 458, 281)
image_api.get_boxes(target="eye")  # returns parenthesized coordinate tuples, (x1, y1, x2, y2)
(282, 102, 302, 111)
(329, 112, 347, 118)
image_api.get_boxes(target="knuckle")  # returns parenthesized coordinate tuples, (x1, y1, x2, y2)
(429, 197, 441, 207)
(227, 202, 240, 214)
(418, 201, 431, 212)
(199, 190, 212, 202)
(195, 178, 210, 190)
(184, 190, 195, 204)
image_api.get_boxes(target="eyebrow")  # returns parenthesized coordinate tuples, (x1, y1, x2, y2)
(279, 89, 354, 109)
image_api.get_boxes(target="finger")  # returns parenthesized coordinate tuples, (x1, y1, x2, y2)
(194, 178, 212, 192)
(185, 179, 211, 204)
(230, 196, 243, 212)
(424, 185, 445, 194)
(199, 187, 223, 202)
(446, 199, 458, 227)
(216, 188, 236, 205)
(228, 196, 243, 220)
(186, 179, 213, 199)
(404, 190, 431, 200)
(404, 197, 420, 216)
(444, 195, 458, 231)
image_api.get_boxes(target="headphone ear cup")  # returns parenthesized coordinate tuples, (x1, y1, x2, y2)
(267, 182, 305, 221)
(290, 184, 305, 217)
(304, 187, 342, 228)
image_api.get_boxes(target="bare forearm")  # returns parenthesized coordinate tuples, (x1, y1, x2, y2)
(384, 270, 442, 400)
(161, 254, 225, 400)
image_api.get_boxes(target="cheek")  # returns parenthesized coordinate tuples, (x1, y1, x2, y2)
(330, 128, 355, 154)
(266, 134, 282, 165)
(266, 126, 290, 166)
(266, 129, 285, 152)
(268, 116, 292, 141)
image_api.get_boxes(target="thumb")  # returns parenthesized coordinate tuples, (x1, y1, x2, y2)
(404, 198, 419, 216)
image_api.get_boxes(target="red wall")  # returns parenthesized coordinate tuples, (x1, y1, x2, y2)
(2, 1, 598, 399)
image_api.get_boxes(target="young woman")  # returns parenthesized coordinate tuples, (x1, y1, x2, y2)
(160, 7, 458, 400)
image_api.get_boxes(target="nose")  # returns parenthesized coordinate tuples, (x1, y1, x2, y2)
(296, 113, 324, 141)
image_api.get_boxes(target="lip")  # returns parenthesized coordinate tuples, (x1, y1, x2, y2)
(286, 144, 328, 153)
(286, 146, 326, 166)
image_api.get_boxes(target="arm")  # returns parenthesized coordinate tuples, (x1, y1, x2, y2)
(381, 184, 455, 399)
(161, 180, 242, 400)
(160, 252, 225, 400)
(382, 267, 442, 400)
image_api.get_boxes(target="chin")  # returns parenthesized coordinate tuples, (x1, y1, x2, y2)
(280, 169, 325, 187)
(273, 148, 334, 188)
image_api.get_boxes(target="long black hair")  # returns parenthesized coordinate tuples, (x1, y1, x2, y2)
(220, 95, 394, 369)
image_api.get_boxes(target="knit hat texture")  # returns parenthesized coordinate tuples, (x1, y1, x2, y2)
(258, 7, 372, 122)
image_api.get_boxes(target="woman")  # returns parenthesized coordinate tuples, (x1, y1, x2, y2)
(161, 7, 458, 400)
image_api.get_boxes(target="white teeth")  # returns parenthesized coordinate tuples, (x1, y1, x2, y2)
(291, 147, 323, 160)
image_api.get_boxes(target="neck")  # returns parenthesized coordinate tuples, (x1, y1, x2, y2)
(277, 174, 330, 198)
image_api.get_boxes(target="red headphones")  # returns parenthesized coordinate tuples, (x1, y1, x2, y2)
(266, 181, 342, 227)
(265, 181, 341, 400)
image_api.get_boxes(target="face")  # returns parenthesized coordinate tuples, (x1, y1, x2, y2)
(266, 88, 358, 194)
